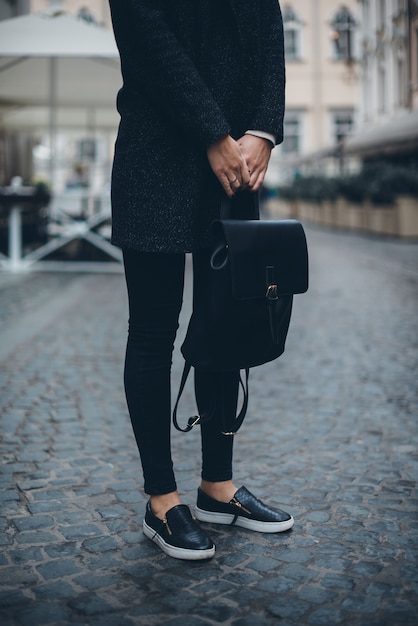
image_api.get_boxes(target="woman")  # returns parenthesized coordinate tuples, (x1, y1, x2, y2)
(109, 0, 294, 560)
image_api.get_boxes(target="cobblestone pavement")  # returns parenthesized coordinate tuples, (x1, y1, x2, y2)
(0, 226, 417, 626)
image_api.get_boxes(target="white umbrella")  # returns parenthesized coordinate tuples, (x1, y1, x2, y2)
(0, 10, 123, 271)
(0, 11, 121, 188)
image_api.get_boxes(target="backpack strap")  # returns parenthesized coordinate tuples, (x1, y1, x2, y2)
(172, 363, 250, 435)
(172, 361, 203, 433)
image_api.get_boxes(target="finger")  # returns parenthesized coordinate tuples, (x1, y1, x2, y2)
(240, 161, 251, 187)
(247, 166, 260, 190)
(228, 176, 241, 191)
(251, 170, 266, 192)
(219, 173, 235, 197)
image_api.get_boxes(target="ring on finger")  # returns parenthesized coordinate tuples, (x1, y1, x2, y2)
(229, 177, 239, 185)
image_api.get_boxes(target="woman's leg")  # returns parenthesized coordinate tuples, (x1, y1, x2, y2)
(123, 249, 185, 500)
(192, 250, 240, 501)
(196, 369, 241, 502)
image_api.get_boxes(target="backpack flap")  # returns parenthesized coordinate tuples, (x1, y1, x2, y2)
(210, 219, 309, 300)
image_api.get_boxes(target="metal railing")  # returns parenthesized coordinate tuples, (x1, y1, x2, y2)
(0, 190, 123, 273)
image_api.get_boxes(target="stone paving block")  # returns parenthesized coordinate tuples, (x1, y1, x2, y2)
(59, 524, 103, 540)
(247, 556, 282, 572)
(0, 565, 40, 586)
(341, 594, 382, 614)
(83, 552, 124, 572)
(163, 617, 210, 626)
(222, 570, 262, 586)
(0, 534, 13, 547)
(118, 531, 142, 545)
(351, 561, 384, 576)
(12, 515, 54, 531)
(307, 607, 345, 624)
(33, 581, 78, 600)
(0, 490, 19, 502)
(232, 617, 278, 626)
(36, 558, 83, 580)
(267, 597, 310, 620)
(104, 519, 130, 533)
(43, 543, 79, 558)
(279, 564, 319, 582)
(314, 556, 352, 572)
(256, 576, 297, 594)
(160, 590, 199, 612)
(9, 546, 44, 564)
(297, 585, 338, 605)
(14, 530, 60, 544)
(114, 490, 141, 504)
(14, 601, 71, 626)
(0, 589, 32, 609)
(73, 572, 118, 591)
(194, 602, 236, 623)
(67, 593, 116, 616)
(27, 500, 68, 514)
(82, 535, 120, 553)
(53, 510, 95, 524)
(87, 615, 136, 626)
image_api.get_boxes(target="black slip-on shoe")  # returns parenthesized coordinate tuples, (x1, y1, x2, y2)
(143, 501, 215, 560)
(195, 486, 294, 533)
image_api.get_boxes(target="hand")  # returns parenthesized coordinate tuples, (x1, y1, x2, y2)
(237, 134, 272, 192)
(207, 135, 251, 198)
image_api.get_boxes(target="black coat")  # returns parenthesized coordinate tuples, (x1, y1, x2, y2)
(109, 0, 285, 252)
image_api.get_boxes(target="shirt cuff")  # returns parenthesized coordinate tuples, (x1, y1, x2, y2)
(245, 130, 276, 148)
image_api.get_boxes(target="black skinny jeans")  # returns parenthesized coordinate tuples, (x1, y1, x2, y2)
(123, 249, 240, 496)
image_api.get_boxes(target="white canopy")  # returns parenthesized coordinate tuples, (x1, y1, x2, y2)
(0, 12, 119, 57)
(0, 12, 121, 109)
(0, 11, 122, 188)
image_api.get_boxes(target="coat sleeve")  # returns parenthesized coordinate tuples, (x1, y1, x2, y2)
(249, 0, 286, 145)
(109, 0, 231, 148)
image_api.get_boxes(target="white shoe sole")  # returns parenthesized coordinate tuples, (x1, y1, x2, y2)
(143, 520, 215, 560)
(195, 507, 294, 533)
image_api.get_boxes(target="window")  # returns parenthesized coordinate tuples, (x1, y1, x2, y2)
(330, 7, 356, 61)
(282, 114, 302, 155)
(416, 27, 418, 83)
(283, 6, 302, 60)
(395, 50, 407, 107)
(362, 0, 370, 33)
(378, 62, 387, 113)
(378, 0, 386, 31)
(331, 110, 354, 143)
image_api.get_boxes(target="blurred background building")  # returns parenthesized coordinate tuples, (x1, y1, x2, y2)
(271, 1, 418, 239)
(2, 0, 416, 189)
(0, 0, 416, 269)
(266, 0, 359, 185)
(0, 0, 114, 193)
(345, 0, 418, 163)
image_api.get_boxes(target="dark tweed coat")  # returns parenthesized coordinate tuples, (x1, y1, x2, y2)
(109, 0, 285, 252)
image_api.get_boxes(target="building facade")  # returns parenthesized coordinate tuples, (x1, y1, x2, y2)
(410, 0, 418, 109)
(345, 0, 418, 159)
(358, 0, 409, 124)
(267, 0, 359, 184)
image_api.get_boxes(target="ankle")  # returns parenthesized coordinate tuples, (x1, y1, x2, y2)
(200, 480, 237, 503)
(150, 492, 181, 520)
